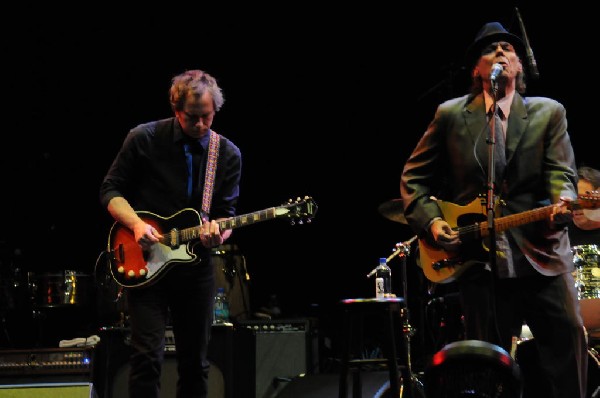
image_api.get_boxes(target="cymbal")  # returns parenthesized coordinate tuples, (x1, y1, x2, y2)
(378, 199, 408, 224)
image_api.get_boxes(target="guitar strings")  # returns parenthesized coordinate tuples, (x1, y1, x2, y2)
(451, 195, 599, 237)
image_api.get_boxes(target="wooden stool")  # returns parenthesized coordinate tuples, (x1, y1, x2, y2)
(337, 297, 411, 398)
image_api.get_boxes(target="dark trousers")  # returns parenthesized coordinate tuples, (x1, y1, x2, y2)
(458, 268, 588, 398)
(126, 259, 215, 398)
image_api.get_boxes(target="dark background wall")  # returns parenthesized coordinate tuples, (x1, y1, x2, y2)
(1, 3, 598, 348)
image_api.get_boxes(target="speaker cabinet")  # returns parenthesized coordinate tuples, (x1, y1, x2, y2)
(0, 382, 96, 398)
(95, 324, 233, 398)
(109, 357, 224, 398)
(273, 372, 391, 398)
(235, 319, 310, 398)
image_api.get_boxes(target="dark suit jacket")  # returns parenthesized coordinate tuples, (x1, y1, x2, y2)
(400, 92, 578, 276)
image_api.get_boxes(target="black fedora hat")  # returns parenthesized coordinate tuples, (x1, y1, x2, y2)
(465, 22, 526, 67)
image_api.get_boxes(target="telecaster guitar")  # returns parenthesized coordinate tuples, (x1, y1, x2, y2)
(420, 193, 600, 284)
(107, 196, 317, 288)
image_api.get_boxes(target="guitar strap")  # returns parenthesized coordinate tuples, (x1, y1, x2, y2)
(202, 130, 221, 216)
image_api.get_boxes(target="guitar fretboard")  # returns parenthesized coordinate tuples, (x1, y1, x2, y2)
(478, 204, 554, 237)
(218, 207, 281, 230)
(160, 206, 291, 245)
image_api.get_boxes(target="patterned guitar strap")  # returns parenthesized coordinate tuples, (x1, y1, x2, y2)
(201, 130, 221, 217)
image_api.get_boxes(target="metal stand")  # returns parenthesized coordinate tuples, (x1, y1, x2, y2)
(367, 236, 425, 397)
(391, 236, 424, 396)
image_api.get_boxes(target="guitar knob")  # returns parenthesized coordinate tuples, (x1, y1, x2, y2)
(117, 266, 125, 274)
(139, 268, 147, 276)
(127, 270, 135, 277)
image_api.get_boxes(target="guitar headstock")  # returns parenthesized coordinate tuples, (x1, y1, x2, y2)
(281, 196, 318, 225)
(575, 191, 600, 209)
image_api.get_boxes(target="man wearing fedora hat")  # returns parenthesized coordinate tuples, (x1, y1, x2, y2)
(401, 21, 588, 397)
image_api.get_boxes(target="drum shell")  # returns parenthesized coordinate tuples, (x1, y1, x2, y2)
(573, 244, 600, 300)
(573, 244, 600, 338)
(28, 270, 91, 308)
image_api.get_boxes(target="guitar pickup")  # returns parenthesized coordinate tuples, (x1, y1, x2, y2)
(111, 244, 124, 264)
(167, 229, 180, 248)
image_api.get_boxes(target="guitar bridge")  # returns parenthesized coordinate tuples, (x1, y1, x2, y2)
(432, 257, 463, 271)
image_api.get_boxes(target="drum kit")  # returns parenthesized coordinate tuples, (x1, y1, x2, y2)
(573, 244, 600, 338)
(0, 264, 94, 348)
(0, 242, 251, 348)
(27, 270, 92, 308)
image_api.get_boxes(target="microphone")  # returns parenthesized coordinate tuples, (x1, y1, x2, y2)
(515, 7, 539, 79)
(490, 63, 503, 81)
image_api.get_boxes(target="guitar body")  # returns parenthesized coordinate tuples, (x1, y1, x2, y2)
(419, 193, 600, 283)
(105, 196, 318, 288)
(108, 208, 201, 288)
(420, 197, 490, 284)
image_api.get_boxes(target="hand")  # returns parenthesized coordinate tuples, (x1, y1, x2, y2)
(200, 219, 224, 248)
(550, 197, 574, 226)
(430, 219, 461, 251)
(134, 223, 162, 249)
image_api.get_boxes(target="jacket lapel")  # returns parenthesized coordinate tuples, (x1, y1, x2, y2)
(464, 94, 490, 163)
(505, 93, 528, 164)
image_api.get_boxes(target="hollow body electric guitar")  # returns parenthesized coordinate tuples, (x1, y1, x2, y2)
(420, 193, 600, 284)
(107, 196, 317, 288)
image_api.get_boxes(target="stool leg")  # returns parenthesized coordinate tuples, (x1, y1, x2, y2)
(399, 309, 418, 398)
(351, 368, 362, 398)
(339, 308, 351, 398)
(384, 306, 401, 397)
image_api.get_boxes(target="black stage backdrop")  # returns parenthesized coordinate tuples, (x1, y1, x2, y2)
(1, 3, 598, 356)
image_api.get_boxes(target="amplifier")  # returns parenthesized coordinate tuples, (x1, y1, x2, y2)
(0, 347, 94, 384)
(234, 319, 311, 398)
(95, 324, 234, 398)
(236, 318, 310, 333)
(0, 382, 96, 398)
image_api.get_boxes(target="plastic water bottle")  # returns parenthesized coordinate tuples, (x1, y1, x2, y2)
(213, 287, 230, 324)
(375, 258, 392, 298)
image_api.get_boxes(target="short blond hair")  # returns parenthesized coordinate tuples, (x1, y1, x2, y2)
(169, 69, 224, 112)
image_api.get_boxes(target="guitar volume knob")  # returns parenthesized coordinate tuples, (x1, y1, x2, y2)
(127, 270, 135, 277)
(139, 268, 147, 276)
(117, 266, 125, 274)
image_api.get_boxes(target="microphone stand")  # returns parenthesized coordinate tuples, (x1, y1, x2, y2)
(487, 80, 501, 342)
(386, 236, 424, 396)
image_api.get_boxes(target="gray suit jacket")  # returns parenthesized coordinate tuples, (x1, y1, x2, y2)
(401, 92, 578, 276)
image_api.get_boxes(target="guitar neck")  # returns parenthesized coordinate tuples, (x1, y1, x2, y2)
(172, 207, 288, 244)
(217, 207, 284, 230)
(478, 204, 554, 237)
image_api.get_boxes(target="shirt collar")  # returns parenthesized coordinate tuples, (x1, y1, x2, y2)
(174, 118, 210, 151)
(483, 90, 514, 119)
